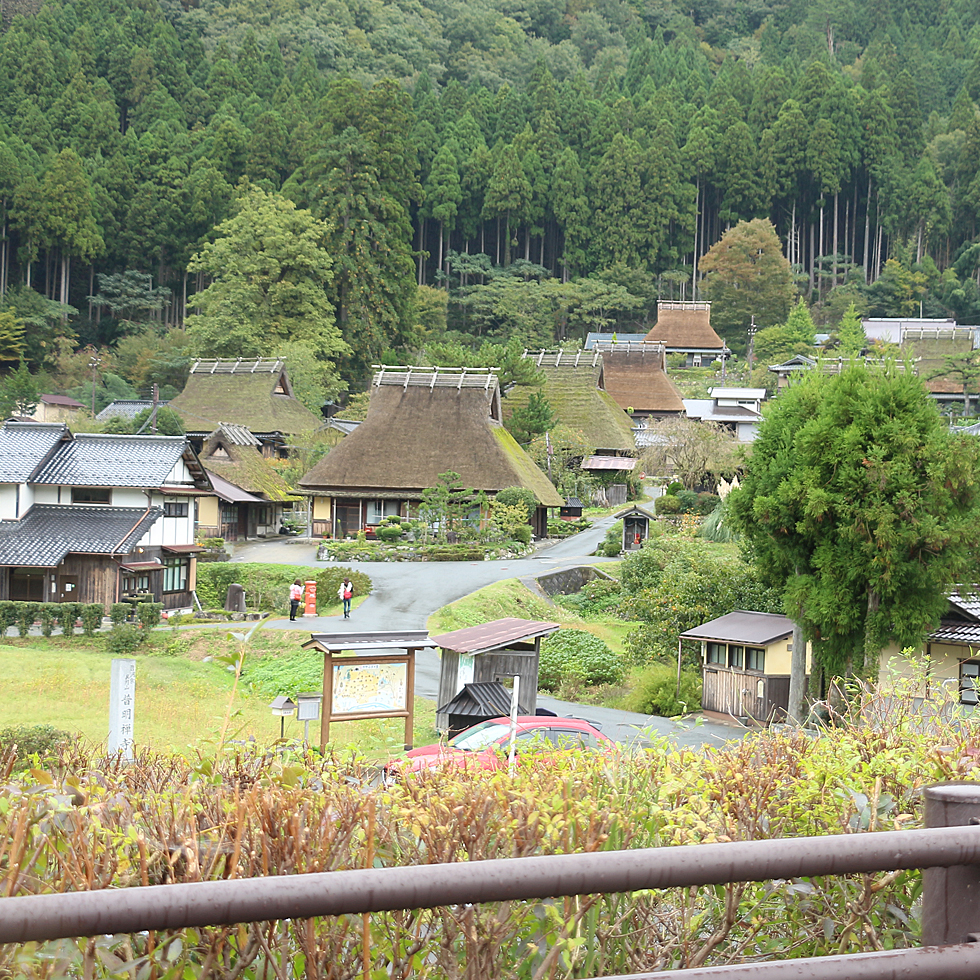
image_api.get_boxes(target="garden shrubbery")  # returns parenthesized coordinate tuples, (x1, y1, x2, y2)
(621, 664, 703, 716)
(195, 563, 371, 615)
(539, 628, 624, 691)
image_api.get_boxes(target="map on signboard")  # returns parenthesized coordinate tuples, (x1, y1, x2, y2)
(332, 662, 407, 714)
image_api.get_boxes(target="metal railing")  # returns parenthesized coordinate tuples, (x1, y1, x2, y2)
(3, 783, 980, 978)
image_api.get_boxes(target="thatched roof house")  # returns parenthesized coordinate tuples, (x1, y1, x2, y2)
(168, 358, 322, 455)
(587, 341, 685, 418)
(505, 350, 637, 453)
(298, 367, 563, 538)
(196, 423, 301, 541)
(644, 302, 728, 365)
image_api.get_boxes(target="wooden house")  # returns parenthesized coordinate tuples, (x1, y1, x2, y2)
(30, 394, 85, 424)
(644, 302, 729, 367)
(168, 358, 322, 457)
(586, 341, 685, 419)
(0, 422, 210, 611)
(195, 423, 302, 541)
(298, 367, 564, 539)
(680, 610, 811, 724)
(431, 618, 561, 732)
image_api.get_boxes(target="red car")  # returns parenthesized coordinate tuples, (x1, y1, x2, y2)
(391, 716, 615, 775)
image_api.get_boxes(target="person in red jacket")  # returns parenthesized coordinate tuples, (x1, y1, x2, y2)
(289, 579, 303, 621)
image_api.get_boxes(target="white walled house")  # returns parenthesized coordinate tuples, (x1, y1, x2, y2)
(0, 423, 211, 611)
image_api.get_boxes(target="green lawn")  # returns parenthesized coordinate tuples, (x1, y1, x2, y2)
(0, 631, 437, 755)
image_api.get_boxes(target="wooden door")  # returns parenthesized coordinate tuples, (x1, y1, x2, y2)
(57, 574, 79, 602)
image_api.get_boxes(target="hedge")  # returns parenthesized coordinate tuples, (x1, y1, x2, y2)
(0, 601, 105, 638)
(194, 563, 372, 615)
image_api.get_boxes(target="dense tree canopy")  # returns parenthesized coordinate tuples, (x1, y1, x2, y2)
(728, 363, 980, 681)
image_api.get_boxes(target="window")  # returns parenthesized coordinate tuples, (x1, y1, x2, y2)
(961, 662, 980, 705)
(366, 500, 400, 525)
(72, 488, 111, 504)
(163, 501, 188, 517)
(121, 573, 150, 594)
(746, 647, 766, 672)
(728, 645, 744, 669)
(706, 643, 726, 665)
(163, 556, 189, 593)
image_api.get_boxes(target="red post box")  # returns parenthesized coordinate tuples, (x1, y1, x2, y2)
(303, 580, 317, 617)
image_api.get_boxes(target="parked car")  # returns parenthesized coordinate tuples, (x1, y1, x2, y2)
(387, 716, 614, 778)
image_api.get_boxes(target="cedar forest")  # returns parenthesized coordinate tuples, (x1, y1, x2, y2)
(0, 0, 978, 406)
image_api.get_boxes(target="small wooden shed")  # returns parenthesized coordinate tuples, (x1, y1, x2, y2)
(437, 681, 514, 738)
(614, 504, 657, 552)
(559, 496, 583, 519)
(431, 618, 560, 733)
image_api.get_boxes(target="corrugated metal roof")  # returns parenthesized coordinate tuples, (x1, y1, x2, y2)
(96, 400, 161, 421)
(581, 455, 638, 471)
(304, 631, 438, 652)
(206, 470, 264, 504)
(679, 610, 794, 646)
(431, 618, 560, 655)
(437, 681, 514, 717)
(213, 423, 261, 446)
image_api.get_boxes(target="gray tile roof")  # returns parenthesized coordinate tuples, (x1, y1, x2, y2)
(96, 400, 163, 421)
(33, 433, 190, 487)
(0, 504, 162, 566)
(210, 423, 261, 446)
(0, 422, 69, 483)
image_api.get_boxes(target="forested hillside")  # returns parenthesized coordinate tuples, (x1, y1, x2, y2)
(0, 0, 979, 400)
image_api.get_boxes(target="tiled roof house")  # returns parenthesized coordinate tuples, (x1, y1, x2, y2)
(0, 422, 211, 611)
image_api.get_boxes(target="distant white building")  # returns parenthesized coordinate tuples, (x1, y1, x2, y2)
(683, 387, 766, 442)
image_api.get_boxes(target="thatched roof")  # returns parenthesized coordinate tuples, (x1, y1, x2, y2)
(200, 424, 300, 502)
(597, 345, 685, 415)
(505, 351, 636, 452)
(168, 358, 321, 435)
(298, 375, 563, 506)
(645, 302, 726, 351)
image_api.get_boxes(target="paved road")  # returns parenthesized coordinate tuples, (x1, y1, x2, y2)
(229, 513, 744, 750)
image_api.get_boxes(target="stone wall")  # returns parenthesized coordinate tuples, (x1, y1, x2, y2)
(535, 564, 615, 597)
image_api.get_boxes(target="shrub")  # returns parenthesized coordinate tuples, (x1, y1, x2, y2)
(0, 600, 15, 638)
(695, 492, 721, 515)
(0, 724, 71, 758)
(557, 577, 623, 616)
(137, 602, 164, 629)
(110, 603, 131, 626)
(105, 624, 145, 655)
(16, 601, 39, 637)
(510, 524, 532, 546)
(81, 603, 104, 636)
(675, 488, 698, 512)
(375, 524, 404, 543)
(494, 486, 537, 523)
(655, 494, 681, 515)
(595, 520, 623, 557)
(622, 665, 702, 716)
(539, 629, 623, 691)
(665, 481, 684, 495)
(58, 602, 81, 636)
(38, 603, 57, 637)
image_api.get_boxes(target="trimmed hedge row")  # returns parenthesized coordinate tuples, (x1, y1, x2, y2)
(0, 600, 165, 638)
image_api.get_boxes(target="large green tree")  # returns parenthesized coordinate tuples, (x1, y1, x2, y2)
(729, 363, 980, 704)
(185, 185, 347, 398)
(698, 218, 796, 352)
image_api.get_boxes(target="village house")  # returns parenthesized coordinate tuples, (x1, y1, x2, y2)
(584, 341, 686, 419)
(167, 357, 323, 457)
(298, 366, 564, 539)
(28, 394, 86, 424)
(195, 423, 302, 542)
(683, 387, 767, 442)
(0, 422, 210, 611)
(680, 610, 812, 725)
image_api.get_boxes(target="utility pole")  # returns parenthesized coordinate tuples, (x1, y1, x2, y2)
(88, 349, 101, 418)
(150, 383, 159, 434)
(747, 316, 757, 374)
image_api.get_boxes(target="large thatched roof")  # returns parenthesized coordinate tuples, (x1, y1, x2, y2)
(645, 302, 726, 350)
(504, 351, 636, 452)
(592, 343, 685, 415)
(200, 424, 299, 502)
(168, 358, 322, 435)
(299, 371, 563, 506)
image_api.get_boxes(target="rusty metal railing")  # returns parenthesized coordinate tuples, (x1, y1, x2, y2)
(3, 782, 980, 979)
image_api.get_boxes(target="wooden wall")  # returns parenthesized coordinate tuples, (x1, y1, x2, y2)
(703, 667, 792, 724)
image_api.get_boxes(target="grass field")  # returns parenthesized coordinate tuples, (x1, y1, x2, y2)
(0, 628, 437, 756)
